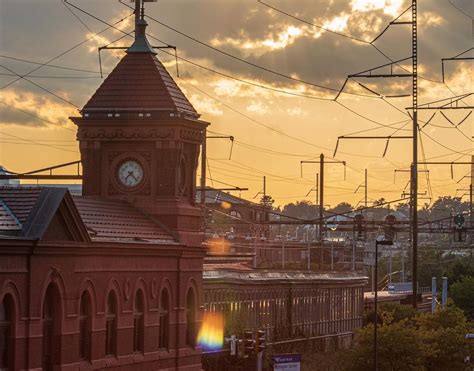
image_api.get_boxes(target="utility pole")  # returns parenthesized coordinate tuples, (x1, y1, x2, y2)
(411, 0, 419, 309)
(301, 155, 346, 241)
(301, 155, 346, 271)
(319, 154, 324, 242)
(365, 169, 368, 208)
(263, 176, 267, 239)
(316, 173, 319, 206)
(200, 129, 207, 231)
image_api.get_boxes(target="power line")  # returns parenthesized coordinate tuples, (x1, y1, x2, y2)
(0, 101, 76, 132)
(0, 55, 105, 75)
(257, 0, 369, 44)
(119, 0, 388, 99)
(449, 0, 474, 18)
(0, 131, 77, 153)
(1, 65, 80, 109)
(1, 11, 133, 90)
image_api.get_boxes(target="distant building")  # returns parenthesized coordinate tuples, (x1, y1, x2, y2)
(0, 166, 19, 186)
(0, 4, 208, 370)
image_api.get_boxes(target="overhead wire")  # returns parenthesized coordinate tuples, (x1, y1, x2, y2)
(0, 11, 133, 90)
(0, 101, 76, 132)
(0, 131, 77, 153)
(118, 0, 388, 99)
(0, 55, 105, 75)
(0, 65, 80, 109)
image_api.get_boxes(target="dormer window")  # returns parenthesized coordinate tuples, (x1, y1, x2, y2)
(84, 113, 89, 117)
(107, 113, 113, 118)
(145, 113, 151, 117)
(114, 113, 120, 117)
(139, 113, 144, 117)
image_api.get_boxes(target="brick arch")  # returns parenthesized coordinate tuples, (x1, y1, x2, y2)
(133, 278, 149, 312)
(77, 278, 98, 318)
(185, 278, 201, 307)
(0, 280, 22, 323)
(105, 279, 123, 314)
(39, 268, 67, 319)
(159, 278, 174, 308)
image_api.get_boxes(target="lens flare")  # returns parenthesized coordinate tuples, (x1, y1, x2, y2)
(208, 238, 230, 253)
(197, 312, 224, 351)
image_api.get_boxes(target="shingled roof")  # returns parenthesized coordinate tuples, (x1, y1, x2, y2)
(73, 197, 176, 243)
(0, 187, 175, 244)
(82, 49, 198, 117)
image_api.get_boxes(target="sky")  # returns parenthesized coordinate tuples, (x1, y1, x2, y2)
(0, 0, 472, 208)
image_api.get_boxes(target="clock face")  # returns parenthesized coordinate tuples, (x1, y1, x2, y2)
(117, 160, 144, 187)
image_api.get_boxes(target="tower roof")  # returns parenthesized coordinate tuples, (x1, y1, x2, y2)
(82, 53, 198, 118)
(82, 1, 198, 118)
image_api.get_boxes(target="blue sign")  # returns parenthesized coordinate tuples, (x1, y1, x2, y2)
(273, 354, 301, 371)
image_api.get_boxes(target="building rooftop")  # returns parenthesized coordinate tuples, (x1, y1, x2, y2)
(0, 187, 176, 244)
(82, 51, 198, 118)
(74, 196, 176, 243)
(203, 268, 368, 284)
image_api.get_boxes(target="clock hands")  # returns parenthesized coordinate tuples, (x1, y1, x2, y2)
(125, 170, 139, 182)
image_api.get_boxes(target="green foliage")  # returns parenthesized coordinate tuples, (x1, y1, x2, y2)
(450, 276, 474, 320)
(343, 305, 473, 371)
(444, 257, 474, 284)
(343, 321, 425, 371)
(364, 302, 417, 326)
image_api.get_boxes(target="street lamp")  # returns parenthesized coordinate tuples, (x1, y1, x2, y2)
(374, 238, 393, 371)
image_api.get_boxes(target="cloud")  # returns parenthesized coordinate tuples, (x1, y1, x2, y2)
(1, 90, 76, 128)
(246, 100, 269, 115)
(189, 94, 223, 116)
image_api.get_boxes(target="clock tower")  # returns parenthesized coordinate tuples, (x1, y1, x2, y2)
(70, 4, 208, 246)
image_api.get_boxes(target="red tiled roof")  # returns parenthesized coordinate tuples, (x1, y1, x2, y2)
(0, 187, 41, 223)
(0, 200, 22, 231)
(83, 53, 198, 117)
(73, 197, 175, 243)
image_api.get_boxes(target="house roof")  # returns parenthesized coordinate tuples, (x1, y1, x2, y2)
(0, 200, 22, 231)
(0, 187, 175, 244)
(0, 187, 42, 223)
(195, 188, 257, 206)
(82, 52, 198, 118)
(73, 197, 176, 243)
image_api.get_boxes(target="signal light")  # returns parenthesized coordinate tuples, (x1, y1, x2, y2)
(256, 330, 266, 353)
(243, 330, 255, 357)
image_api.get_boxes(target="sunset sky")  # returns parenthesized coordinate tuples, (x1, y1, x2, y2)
(0, 0, 472, 208)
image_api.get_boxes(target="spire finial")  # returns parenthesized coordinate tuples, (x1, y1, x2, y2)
(127, 0, 156, 54)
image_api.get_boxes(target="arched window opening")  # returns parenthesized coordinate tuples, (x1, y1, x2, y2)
(185, 289, 196, 347)
(105, 292, 117, 356)
(133, 291, 144, 353)
(79, 292, 92, 361)
(0, 295, 14, 370)
(42, 284, 61, 371)
(159, 290, 170, 350)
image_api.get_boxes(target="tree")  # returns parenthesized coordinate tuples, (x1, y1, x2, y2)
(450, 276, 474, 320)
(444, 257, 474, 284)
(328, 202, 353, 214)
(343, 304, 473, 371)
(342, 320, 425, 370)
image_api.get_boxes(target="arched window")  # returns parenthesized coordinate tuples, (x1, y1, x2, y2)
(79, 292, 92, 361)
(42, 284, 61, 371)
(159, 290, 170, 350)
(133, 291, 144, 353)
(185, 289, 196, 347)
(0, 295, 14, 370)
(105, 292, 117, 356)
